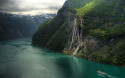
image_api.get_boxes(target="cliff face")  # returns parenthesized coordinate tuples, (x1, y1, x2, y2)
(64, 17, 83, 55)
(32, 0, 125, 66)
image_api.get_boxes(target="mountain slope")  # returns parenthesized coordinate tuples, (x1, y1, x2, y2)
(0, 13, 55, 41)
(32, 0, 125, 66)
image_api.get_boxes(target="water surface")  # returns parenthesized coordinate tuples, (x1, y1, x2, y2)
(0, 38, 125, 78)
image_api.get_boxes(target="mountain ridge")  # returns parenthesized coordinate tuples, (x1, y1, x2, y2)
(32, 0, 125, 66)
(0, 12, 55, 41)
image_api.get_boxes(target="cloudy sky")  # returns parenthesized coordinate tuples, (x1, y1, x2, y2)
(0, 0, 66, 15)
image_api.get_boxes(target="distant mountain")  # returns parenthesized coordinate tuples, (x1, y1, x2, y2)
(0, 12, 56, 41)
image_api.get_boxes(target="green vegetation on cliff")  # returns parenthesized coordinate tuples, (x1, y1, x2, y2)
(75, 0, 125, 65)
(32, 0, 125, 66)
(32, 16, 69, 51)
(77, 0, 125, 39)
(32, 0, 94, 51)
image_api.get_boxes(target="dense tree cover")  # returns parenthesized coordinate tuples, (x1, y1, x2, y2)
(75, 0, 125, 65)
(32, 0, 92, 51)
(32, 15, 70, 51)
(32, 0, 125, 65)
(0, 12, 55, 41)
(77, 0, 125, 39)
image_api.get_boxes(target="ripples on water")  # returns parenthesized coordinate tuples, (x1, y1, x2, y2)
(0, 38, 125, 78)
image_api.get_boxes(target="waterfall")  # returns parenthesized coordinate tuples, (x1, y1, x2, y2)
(67, 18, 83, 55)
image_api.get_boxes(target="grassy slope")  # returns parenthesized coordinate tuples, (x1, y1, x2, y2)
(32, 16, 69, 51)
(76, 0, 125, 65)
(77, 0, 125, 39)
(32, 0, 125, 65)
(32, 0, 93, 51)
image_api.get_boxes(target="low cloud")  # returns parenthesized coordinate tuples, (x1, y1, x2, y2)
(0, 0, 65, 15)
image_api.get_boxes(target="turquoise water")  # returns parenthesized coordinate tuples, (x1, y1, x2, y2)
(0, 38, 125, 78)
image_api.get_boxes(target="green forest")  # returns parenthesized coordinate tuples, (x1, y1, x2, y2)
(32, 0, 125, 66)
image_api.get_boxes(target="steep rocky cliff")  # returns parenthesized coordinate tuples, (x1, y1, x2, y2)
(32, 0, 125, 66)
